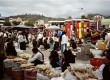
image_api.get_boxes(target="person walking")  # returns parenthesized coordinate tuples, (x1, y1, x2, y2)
(61, 31, 68, 54)
(18, 32, 27, 51)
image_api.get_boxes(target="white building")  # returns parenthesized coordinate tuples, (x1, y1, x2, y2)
(34, 20, 44, 26)
(0, 14, 5, 27)
(9, 17, 22, 25)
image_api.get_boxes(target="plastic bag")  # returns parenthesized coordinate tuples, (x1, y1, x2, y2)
(37, 73, 49, 80)
(51, 77, 65, 80)
(64, 71, 77, 80)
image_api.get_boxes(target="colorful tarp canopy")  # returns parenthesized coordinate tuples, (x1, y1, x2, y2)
(13, 24, 30, 28)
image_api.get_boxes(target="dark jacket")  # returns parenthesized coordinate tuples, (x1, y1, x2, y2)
(49, 50, 60, 68)
(103, 63, 110, 80)
(6, 42, 17, 56)
(62, 49, 76, 72)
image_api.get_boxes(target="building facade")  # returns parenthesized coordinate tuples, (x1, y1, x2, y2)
(9, 17, 22, 25)
(0, 15, 5, 27)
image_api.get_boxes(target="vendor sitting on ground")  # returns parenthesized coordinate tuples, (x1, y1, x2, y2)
(96, 49, 110, 80)
(62, 42, 76, 72)
(71, 39, 77, 50)
(5, 38, 17, 56)
(28, 47, 44, 66)
(49, 42, 62, 68)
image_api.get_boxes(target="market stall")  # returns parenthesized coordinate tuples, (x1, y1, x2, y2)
(65, 19, 90, 39)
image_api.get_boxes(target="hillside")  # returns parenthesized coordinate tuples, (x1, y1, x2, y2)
(5, 14, 65, 23)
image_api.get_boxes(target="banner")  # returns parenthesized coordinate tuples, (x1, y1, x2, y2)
(79, 22, 82, 38)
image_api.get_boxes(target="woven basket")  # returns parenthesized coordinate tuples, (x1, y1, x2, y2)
(5, 67, 12, 77)
(12, 70, 24, 80)
(24, 76, 36, 80)
(24, 71, 37, 80)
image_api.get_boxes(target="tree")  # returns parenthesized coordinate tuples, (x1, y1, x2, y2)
(24, 21, 34, 26)
(68, 16, 72, 19)
(81, 15, 87, 19)
(4, 21, 11, 26)
(87, 13, 94, 20)
(12, 21, 21, 26)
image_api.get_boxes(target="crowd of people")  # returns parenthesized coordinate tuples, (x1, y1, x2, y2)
(0, 27, 110, 79)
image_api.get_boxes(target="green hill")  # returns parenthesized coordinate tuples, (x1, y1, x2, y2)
(5, 14, 65, 23)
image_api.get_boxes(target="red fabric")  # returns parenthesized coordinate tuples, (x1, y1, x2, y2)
(47, 30, 50, 36)
(75, 21, 79, 38)
(90, 58, 108, 71)
(66, 22, 71, 38)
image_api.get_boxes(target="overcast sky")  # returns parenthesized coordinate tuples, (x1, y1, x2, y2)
(0, 0, 110, 18)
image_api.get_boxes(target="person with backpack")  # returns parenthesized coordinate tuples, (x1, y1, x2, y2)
(96, 49, 110, 80)
(28, 47, 44, 66)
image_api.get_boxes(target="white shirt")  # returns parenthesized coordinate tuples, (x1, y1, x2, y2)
(28, 33, 32, 39)
(53, 37, 59, 42)
(96, 64, 105, 80)
(18, 35, 26, 42)
(105, 35, 110, 44)
(3, 33, 7, 37)
(43, 37, 46, 42)
(28, 52, 43, 63)
(61, 34, 68, 44)
(37, 33, 43, 40)
(0, 32, 3, 36)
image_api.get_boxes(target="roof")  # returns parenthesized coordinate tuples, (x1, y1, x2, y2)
(65, 19, 90, 22)
(48, 21, 65, 23)
(0, 17, 5, 19)
(101, 19, 110, 25)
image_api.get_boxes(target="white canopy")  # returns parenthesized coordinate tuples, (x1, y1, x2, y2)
(45, 25, 60, 30)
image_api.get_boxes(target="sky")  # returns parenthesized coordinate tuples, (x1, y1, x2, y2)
(0, 0, 110, 18)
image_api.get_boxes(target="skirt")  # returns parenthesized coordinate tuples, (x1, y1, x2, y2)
(20, 42, 26, 50)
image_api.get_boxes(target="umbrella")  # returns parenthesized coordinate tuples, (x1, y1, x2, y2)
(13, 24, 30, 29)
(45, 25, 60, 30)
